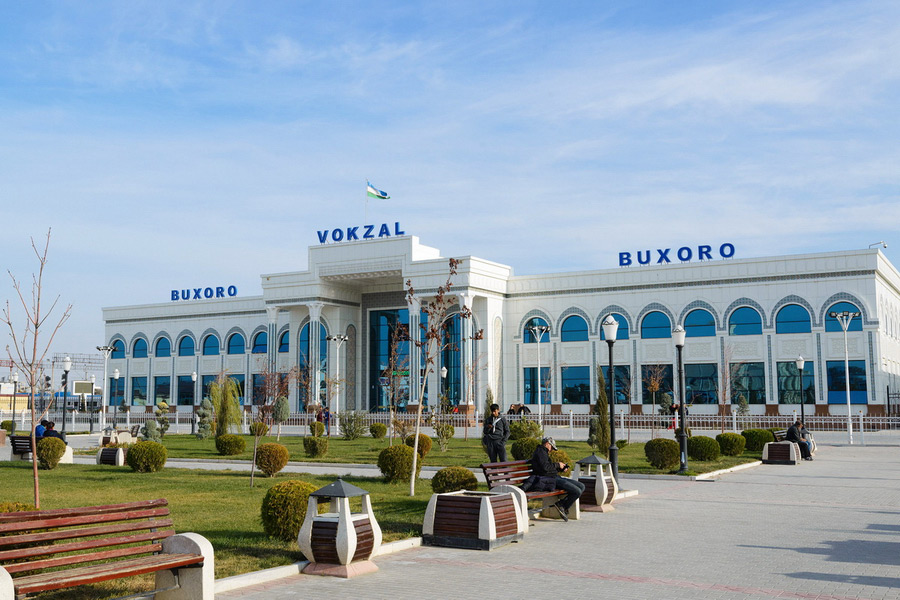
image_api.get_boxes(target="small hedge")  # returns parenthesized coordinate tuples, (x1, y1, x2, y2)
(36, 437, 66, 470)
(249, 421, 269, 437)
(741, 429, 775, 452)
(550, 449, 572, 476)
(216, 434, 246, 456)
(615, 439, 629, 449)
(0, 501, 36, 513)
(378, 444, 421, 483)
(509, 418, 542, 441)
(370, 422, 387, 439)
(510, 437, 540, 460)
(125, 440, 168, 473)
(255, 443, 289, 477)
(303, 436, 328, 458)
(716, 432, 746, 456)
(405, 433, 432, 458)
(644, 438, 679, 470)
(261, 480, 319, 542)
(309, 421, 325, 437)
(1, 420, 14, 435)
(687, 436, 720, 461)
(431, 466, 479, 494)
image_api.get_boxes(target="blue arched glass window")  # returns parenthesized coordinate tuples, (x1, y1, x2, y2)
(227, 333, 246, 355)
(523, 317, 550, 343)
(600, 314, 630, 340)
(825, 302, 863, 332)
(111, 340, 125, 359)
(684, 309, 715, 337)
(132, 338, 148, 358)
(155, 337, 171, 358)
(178, 336, 195, 357)
(278, 331, 289, 353)
(641, 312, 672, 339)
(252, 332, 267, 354)
(729, 307, 762, 335)
(202, 335, 220, 356)
(560, 315, 588, 342)
(776, 304, 811, 334)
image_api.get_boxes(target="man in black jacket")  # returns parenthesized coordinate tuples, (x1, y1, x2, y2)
(482, 403, 510, 462)
(786, 420, 812, 460)
(530, 437, 585, 521)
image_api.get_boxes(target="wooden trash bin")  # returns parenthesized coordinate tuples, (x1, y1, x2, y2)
(423, 490, 526, 550)
(762, 441, 801, 465)
(574, 453, 618, 512)
(297, 478, 382, 578)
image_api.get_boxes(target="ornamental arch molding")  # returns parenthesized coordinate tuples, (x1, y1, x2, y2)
(818, 292, 875, 327)
(678, 301, 721, 330)
(771, 295, 816, 328)
(595, 305, 634, 336)
(722, 298, 769, 331)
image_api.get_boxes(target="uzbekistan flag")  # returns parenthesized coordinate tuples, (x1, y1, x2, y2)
(366, 181, 390, 200)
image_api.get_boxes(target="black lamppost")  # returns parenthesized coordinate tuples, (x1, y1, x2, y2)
(673, 326, 687, 474)
(61, 356, 71, 434)
(601, 315, 619, 482)
(10, 371, 18, 435)
(795, 355, 806, 422)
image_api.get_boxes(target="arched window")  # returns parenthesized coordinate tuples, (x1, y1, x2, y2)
(560, 315, 588, 342)
(641, 312, 672, 339)
(111, 340, 125, 359)
(227, 333, 246, 355)
(776, 304, 811, 334)
(729, 307, 762, 335)
(178, 336, 195, 357)
(600, 314, 630, 340)
(132, 338, 148, 358)
(684, 309, 715, 337)
(523, 317, 551, 343)
(252, 332, 267, 354)
(825, 302, 863, 332)
(278, 331, 290, 353)
(202, 335, 220, 356)
(155, 338, 171, 358)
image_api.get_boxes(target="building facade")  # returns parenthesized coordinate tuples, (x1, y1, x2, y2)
(102, 235, 900, 416)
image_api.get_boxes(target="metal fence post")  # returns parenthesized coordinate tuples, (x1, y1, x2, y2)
(859, 411, 865, 446)
(732, 411, 737, 433)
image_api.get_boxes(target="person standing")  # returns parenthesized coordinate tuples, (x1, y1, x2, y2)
(530, 437, 584, 522)
(482, 403, 510, 462)
(323, 406, 331, 437)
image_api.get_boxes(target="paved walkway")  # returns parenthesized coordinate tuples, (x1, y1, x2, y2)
(216, 444, 900, 600)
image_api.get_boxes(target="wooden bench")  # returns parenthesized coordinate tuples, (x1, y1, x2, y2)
(773, 429, 816, 455)
(773, 429, 787, 442)
(8, 435, 34, 457)
(0, 499, 214, 599)
(481, 460, 579, 521)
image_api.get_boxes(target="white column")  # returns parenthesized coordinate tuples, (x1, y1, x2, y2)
(459, 293, 475, 408)
(407, 295, 422, 408)
(307, 302, 325, 408)
(266, 306, 280, 375)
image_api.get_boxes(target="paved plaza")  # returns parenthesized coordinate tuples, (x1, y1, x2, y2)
(215, 443, 900, 600)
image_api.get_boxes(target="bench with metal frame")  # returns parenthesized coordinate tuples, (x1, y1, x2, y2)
(480, 460, 579, 520)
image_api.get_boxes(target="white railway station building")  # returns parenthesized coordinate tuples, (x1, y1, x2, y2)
(102, 230, 900, 416)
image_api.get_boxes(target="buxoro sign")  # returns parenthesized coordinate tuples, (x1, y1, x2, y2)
(317, 222, 405, 244)
(619, 243, 735, 266)
(171, 285, 238, 302)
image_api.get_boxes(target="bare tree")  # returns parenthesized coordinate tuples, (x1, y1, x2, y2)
(718, 344, 737, 433)
(3, 230, 71, 509)
(461, 352, 487, 441)
(249, 360, 296, 486)
(405, 258, 482, 496)
(642, 363, 668, 438)
(383, 324, 410, 446)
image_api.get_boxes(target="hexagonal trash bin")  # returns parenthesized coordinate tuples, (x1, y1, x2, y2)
(297, 478, 382, 578)
(574, 453, 618, 512)
(422, 490, 526, 550)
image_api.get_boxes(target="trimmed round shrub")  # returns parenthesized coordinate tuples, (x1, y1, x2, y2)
(370, 422, 387, 439)
(550, 449, 573, 476)
(741, 429, 775, 452)
(216, 434, 246, 456)
(0, 501, 36, 514)
(644, 438, 679, 470)
(509, 418, 542, 441)
(716, 432, 746, 456)
(36, 437, 66, 470)
(309, 421, 325, 437)
(378, 444, 421, 483)
(615, 439, 629, 449)
(261, 480, 319, 542)
(249, 421, 269, 437)
(510, 437, 540, 460)
(256, 443, 289, 477)
(303, 436, 328, 458)
(125, 440, 167, 473)
(405, 433, 432, 458)
(1, 420, 14, 435)
(687, 436, 721, 461)
(431, 466, 479, 494)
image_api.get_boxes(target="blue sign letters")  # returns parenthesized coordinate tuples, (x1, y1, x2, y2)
(317, 222, 405, 244)
(619, 243, 735, 267)
(171, 285, 238, 302)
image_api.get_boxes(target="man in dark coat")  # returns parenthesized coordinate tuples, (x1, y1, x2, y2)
(530, 437, 585, 521)
(786, 420, 812, 460)
(482, 403, 510, 462)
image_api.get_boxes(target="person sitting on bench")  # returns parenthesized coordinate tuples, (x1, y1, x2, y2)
(786, 420, 812, 461)
(529, 437, 584, 521)
(34, 419, 48, 438)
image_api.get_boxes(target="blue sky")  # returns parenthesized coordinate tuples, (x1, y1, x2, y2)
(2, 0, 899, 361)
